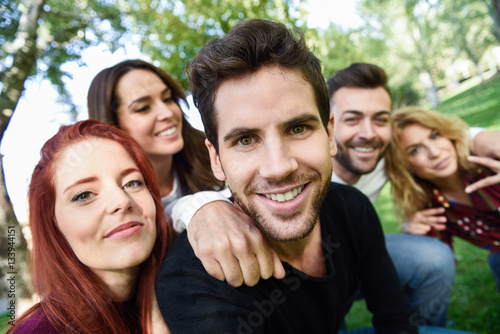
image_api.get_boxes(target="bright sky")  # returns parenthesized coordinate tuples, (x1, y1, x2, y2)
(1, 0, 362, 223)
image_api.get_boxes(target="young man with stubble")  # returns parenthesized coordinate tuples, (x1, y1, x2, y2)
(155, 19, 475, 334)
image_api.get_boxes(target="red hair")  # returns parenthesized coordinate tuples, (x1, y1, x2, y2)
(8, 120, 171, 333)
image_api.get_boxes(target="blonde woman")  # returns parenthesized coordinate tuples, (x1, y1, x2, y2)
(386, 106, 500, 291)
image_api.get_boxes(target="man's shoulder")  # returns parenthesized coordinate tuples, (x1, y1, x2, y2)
(162, 230, 196, 263)
(326, 182, 370, 203)
(322, 182, 376, 229)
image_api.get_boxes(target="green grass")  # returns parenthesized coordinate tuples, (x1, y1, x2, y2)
(344, 75, 500, 333)
(1, 312, 11, 334)
(437, 73, 500, 130)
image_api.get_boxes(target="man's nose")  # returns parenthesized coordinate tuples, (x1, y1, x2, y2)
(259, 138, 298, 180)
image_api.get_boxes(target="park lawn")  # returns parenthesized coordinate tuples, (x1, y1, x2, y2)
(437, 72, 500, 129)
(0, 313, 10, 334)
(344, 74, 500, 333)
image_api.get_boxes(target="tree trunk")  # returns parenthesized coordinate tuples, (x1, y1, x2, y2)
(0, 0, 45, 302)
(418, 70, 441, 109)
(462, 40, 485, 83)
(0, 0, 45, 138)
(0, 156, 30, 299)
(485, 0, 500, 43)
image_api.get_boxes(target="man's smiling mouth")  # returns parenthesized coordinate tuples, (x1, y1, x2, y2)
(263, 185, 305, 202)
(353, 146, 375, 153)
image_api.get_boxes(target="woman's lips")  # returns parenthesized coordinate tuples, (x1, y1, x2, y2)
(434, 157, 450, 170)
(105, 221, 143, 239)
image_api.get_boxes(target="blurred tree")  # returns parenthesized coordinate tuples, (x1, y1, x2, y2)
(439, 0, 496, 82)
(484, 0, 500, 43)
(358, 0, 499, 108)
(360, 0, 446, 108)
(316, 23, 388, 79)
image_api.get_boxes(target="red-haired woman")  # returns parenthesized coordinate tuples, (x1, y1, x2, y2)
(7, 120, 171, 333)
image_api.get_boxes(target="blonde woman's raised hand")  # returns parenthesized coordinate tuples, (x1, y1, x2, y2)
(465, 156, 500, 194)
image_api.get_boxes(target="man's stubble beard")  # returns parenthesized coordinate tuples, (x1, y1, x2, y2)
(231, 173, 331, 243)
(334, 144, 385, 176)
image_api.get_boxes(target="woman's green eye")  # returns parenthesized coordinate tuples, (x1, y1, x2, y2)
(123, 180, 143, 189)
(72, 192, 92, 202)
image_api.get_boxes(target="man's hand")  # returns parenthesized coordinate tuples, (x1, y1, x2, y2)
(465, 155, 500, 193)
(402, 207, 447, 235)
(187, 201, 286, 287)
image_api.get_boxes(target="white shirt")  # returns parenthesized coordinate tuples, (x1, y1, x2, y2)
(331, 158, 386, 204)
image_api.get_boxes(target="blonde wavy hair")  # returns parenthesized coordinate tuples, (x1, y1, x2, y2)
(385, 106, 476, 221)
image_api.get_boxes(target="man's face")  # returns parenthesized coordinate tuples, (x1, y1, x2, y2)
(330, 87, 392, 183)
(206, 66, 337, 242)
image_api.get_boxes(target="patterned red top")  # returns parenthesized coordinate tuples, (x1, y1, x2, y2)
(425, 168, 500, 252)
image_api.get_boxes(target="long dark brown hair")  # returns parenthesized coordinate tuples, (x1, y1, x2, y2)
(8, 120, 171, 333)
(87, 59, 223, 193)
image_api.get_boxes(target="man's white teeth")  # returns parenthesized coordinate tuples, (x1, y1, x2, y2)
(264, 185, 304, 202)
(157, 127, 176, 136)
(354, 147, 374, 153)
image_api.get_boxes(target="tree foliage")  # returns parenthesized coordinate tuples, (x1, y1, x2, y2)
(354, 0, 499, 108)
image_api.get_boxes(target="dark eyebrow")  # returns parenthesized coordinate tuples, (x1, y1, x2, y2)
(373, 111, 391, 117)
(341, 110, 391, 117)
(127, 87, 171, 109)
(222, 113, 322, 144)
(223, 128, 259, 143)
(282, 114, 322, 128)
(341, 110, 363, 117)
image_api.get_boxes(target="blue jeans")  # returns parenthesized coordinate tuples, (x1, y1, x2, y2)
(385, 234, 456, 327)
(488, 251, 500, 292)
(339, 326, 477, 334)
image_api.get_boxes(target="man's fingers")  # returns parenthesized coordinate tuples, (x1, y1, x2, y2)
(254, 243, 277, 281)
(271, 250, 286, 279)
(235, 250, 261, 287)
(219, 256, 245, 288)
(200, 258, 227, 282)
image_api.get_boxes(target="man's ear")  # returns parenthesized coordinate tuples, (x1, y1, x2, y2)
(205, 139, 226, 181)
(327, 113, 337, 157)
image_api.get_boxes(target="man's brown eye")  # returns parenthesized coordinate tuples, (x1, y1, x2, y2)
(239, 137, 252, 146)
(292, 126, 305, 134)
